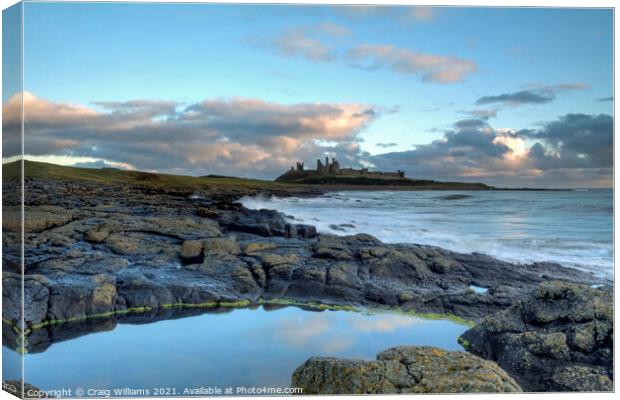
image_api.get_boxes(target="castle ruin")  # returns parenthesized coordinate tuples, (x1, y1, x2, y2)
(289, 157, 405, 178)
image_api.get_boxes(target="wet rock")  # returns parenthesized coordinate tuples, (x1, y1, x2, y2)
(105, 233, 143, 255)
(258, 252, 300, 269)
(429, 254, 456, 274)
(459, 281, 613, 392)
(91, 274, 117, 311)
(249, 264, 267, 287)
(85, 228, 110, 243)
(241, 242, 276, 254)
(327, 262, 360, 289)
(550, 366, 613, 391)
(3, 206, 74, 233)
(3, 273, 50, 325)
(292, 346, 522, 394)
(180, 240, 204, 264)
(215, 206, 316, 239)
(143, 216, 221, 239)
(203, 237, 241, 255)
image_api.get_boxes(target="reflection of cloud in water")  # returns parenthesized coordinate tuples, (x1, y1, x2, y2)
(319, 336, 353, 353)
(275, 315, 330, 347)
(273, 312, 421, 353)
(349, 314, 418, 333)
(275, 313, 355, 353)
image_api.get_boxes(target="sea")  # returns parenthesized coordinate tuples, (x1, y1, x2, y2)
(241, 189, 613, 279)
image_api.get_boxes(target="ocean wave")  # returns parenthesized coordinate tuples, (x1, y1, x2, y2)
(240, 190, 613, 278)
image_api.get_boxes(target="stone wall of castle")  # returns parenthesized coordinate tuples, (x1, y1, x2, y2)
(290, 157, 405, 178)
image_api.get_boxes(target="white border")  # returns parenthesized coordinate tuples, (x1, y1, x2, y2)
(0, 2, 616, 400)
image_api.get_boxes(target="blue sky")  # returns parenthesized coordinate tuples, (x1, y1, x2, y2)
(2, 3, 614, 187)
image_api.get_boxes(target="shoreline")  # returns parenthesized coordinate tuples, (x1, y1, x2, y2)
(2, 161, 613, 392)
(240, 191, 613, 280)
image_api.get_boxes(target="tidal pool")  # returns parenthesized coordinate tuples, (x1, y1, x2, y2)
(9, 306, 469, 396)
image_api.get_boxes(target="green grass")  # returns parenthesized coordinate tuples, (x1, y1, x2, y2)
(276, 169, 492, 190)
(3, 160, 316, 194)
(3, 160, 492, 193)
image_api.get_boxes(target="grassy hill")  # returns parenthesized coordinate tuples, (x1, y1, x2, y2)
(275, 169, 493, 190)
(2, 160, 493, 193)
(2, 160, 313, 194)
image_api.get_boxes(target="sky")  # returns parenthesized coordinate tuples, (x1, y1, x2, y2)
(1, 2, 614, 188)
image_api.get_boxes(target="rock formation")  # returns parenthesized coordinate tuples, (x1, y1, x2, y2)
(459, 281, 613, 392)
(292, 346, 522, 394)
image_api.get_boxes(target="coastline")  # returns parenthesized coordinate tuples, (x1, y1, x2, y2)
(2, 161, 613, 392)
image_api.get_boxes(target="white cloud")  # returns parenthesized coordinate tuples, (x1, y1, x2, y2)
(346, 44, 476, 83)
(3, 92, 378, 177)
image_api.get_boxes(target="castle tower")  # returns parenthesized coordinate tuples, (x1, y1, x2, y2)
(331, 158, 340, 174)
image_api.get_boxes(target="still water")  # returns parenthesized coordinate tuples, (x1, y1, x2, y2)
(7, 306, 467, 395)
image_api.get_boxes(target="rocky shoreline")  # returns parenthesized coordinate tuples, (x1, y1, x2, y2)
(2, 175, 613, 393)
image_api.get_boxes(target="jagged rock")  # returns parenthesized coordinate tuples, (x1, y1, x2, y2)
(203, 237, 241, 255)
(85, 228, 110, 243)
(215, 206, 316, 239)
(327, 262, 361, 288)
(105, 233, 142, 255)
(91, 274, 117, 311)
(180, 240, 204, 264)
(550, 366, 613, 391)
(459, 281, 613, 392)
(241, 242, 276, 254)
(292, 346, 522, 394)
(258, 252, 300, 268)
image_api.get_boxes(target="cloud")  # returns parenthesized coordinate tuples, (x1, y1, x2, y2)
(477, 90, 552, 105)
(404, 6, 437, 21)
(73, 160, 131, 170)
(346, 44, 476, 83)
(335, 5, 392, 20)
(4, 92, 378, 178)
(463, 108, 498, 120)
(268, 22, 351, 62)
(91, 99, 179, 118)
(265, 22, 476, 84)
(349, 315, 417, 332)
(336, 5, 437, 23)
(518, 113, 613, 169)
(376, 142, 398, 148)
(314, 21, 352, 37)
(370, 113, 612, 188)
(476, 83, 589, 106)
(6, 92, 611, 187)
(275, 315, 330, 347)
(271, 29, 334, 62)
